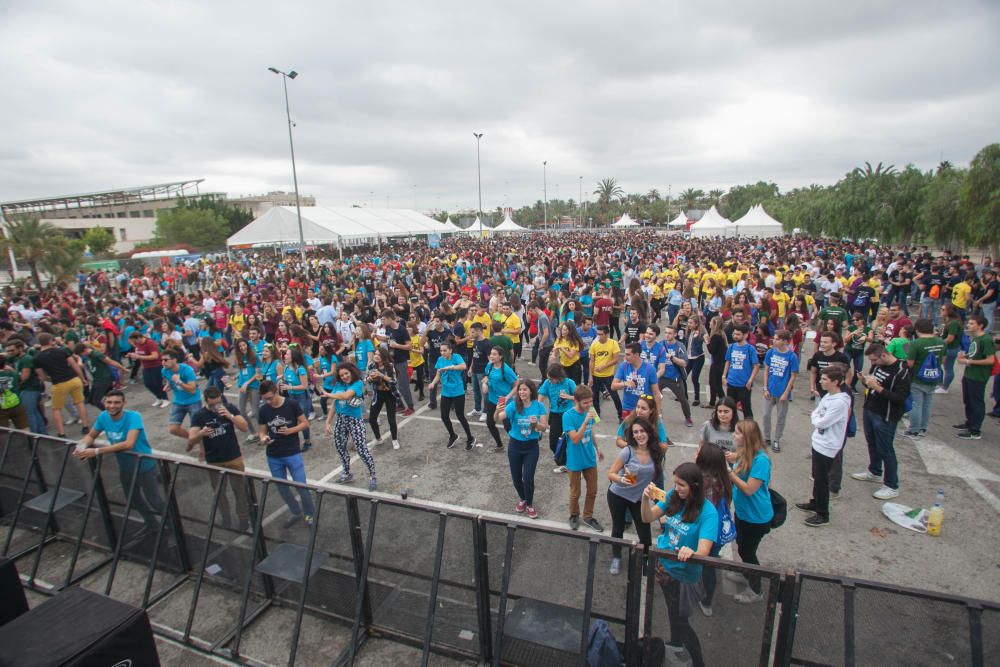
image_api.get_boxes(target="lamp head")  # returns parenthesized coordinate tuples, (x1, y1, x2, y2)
(267, 67, 280, 74)
(288, 70, 299, 79)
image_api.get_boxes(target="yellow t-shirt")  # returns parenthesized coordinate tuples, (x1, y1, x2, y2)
(228, 313, 246, 335)
(589, 339, 621, 377)
(409, 334, 424, 368)
(466, 312, 493, 347)
(501, 313, 522, 343)
(773, 292, 790, 318)
(951, 282, 972, 309)
(553, 339, 581, 367)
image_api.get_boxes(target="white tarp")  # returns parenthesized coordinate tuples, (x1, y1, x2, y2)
(612, 212, 638, 227)
(441, 217, 464, 234)
(494, 215, 528, 232)
(667, 211, 689, 229)
(466, 216, 492, 236)
(732, 204, 785, 238)
(227, 206, 449, 247)
(689, 205, 735, 238)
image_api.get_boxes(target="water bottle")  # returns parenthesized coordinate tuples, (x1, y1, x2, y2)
(926, 489, 944, 537)
(589, 407, 601, 425)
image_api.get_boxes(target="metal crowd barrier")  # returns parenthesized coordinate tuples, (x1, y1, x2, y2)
(0, 428, 996, 667)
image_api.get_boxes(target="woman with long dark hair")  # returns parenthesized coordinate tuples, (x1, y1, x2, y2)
(234, 339, 261, 442)
(278, 345, 313, 451)
(366, 347, 400, 449)
(706, 316, 727, 408)
(323, 363, 376, 490)
(496, 378, 548, 519)
(427, 341, 475, 450)
(694, 443, 734, 615)
(726, 420, 774, 604)
(606, 418, 662, 575)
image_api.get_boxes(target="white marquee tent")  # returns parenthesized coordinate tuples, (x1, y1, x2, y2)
(441, 217, 464, 234)
(612, 213, 639, 227)
(732, 204, 785, 238)
(466, 216, 493, 236)
(227, 206, 449, 247)
(494, 215, 528, 233)
(667, 211, 689, 229)
(688, 205, 734, 238)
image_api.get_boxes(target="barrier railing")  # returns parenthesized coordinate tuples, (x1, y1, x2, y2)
(0, 428, 996, 666)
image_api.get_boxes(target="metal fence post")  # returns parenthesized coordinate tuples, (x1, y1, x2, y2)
(843, 582, 856, 667)
(490, 524, 517, 667)
(347, 499, 379, 666)
(623, 548, 642, 666)
(471, 516, 493, 663)
(576, 539, 599, 665)
(231, 480, 270, 660)
(771, 571, 799, 667)
(1, 435, 41, 557)
(287, 490, 324, 667)
(183, 467, 227, 642)
(28, 442, 74, 583)
(420, 512, 449, 667)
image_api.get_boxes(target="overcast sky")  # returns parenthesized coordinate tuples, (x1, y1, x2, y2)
(1, 1, 998, 215)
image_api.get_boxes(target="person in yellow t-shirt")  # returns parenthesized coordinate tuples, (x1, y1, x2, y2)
(588, 326, 622, 419)
(464, 304, 492, 349)
(951, 274, 974, 313)
(499, 302, 522, 354)
(407, 323, 426, 401)
(772, 290, 790, 320)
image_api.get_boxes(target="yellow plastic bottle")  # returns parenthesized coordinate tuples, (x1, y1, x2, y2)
(926, 489, 944, 537)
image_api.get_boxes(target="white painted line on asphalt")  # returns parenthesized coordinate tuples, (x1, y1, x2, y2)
(317, 404, 432, 484)
(913, 436, 999, 481)
(965, 478, 1000, 514)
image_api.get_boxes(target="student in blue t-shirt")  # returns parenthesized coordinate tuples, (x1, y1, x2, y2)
(162, 349, 202, 441)
(278, 346, 314, 451)
(723, 324, 759, 420)
(761, 330, 799, 452)
(576, 317, 597, 379)
(561, 386, 605, 532)
(428, 341, 475, 450)
(316, 341, 340, 419)
(495, 378, 548, 519)
(482, 347, 518, 450)
(235, 339, 262, 442)
(641, 462, 717, 666)
(323, 363, 377, 491)
(74, 390, 165, 532)
(538, 363, 577, 469)
(611, 342, 664, 419)
(726, 419, 774, 604)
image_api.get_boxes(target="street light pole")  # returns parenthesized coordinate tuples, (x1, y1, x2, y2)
(268, 67, 306, 264)
(579, 175, 583, 228)
(474, 132, 484, 233)
(543, 161, 548, 233)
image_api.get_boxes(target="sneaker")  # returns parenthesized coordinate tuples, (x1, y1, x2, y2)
(283, 514, 302, 529)
(553, 465, 568, 473)
(582, 517, 604, 532)
(830, 491, 840, 501)
(246, 434, 260, 444)
(765, 439, 771, 449)
(66, 417, 80, 425)
(159, 400, 170, 408)
(466, 409, 479, 417)
(934, 387, 948, 395)
(515, 500, 527, 513)
(369, 478, 377, 492)
(772, 441, 781, 453)
(465, 438, 476, 451)
(392, 439, 400, 450)
(302, 441, 312, 452)
(303, 514, 314, 526)
(804, 514, 830, 527)
(851, 471, 881, 483)
(336, 471, 354, 484)
(568, 515, 579, 531)
(312, 414, 324, 422)
(794, 502, 817, 513)
(734, 588, 764, 604)
(957, 431, 982, 440)
(428, 403, 437, 410)
(685, 418, 693, 427)
(402, 408, 415, 416)
(478, 413, 488, 422)
(525, 506, 538, 519)
(902, 431, 921, 439)
(723, 570, 745, 583)
(609, 557, 621, 575)
(873, 485, 899, 500)
(692, 399, 701, 407)
(952, 423, 970, 430)
(151, 400, 161, 408)
(446, 434, 458, 449)
(698, 600, 713, 617)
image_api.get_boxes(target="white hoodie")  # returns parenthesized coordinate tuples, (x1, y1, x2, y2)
(810, 391, 852, 458)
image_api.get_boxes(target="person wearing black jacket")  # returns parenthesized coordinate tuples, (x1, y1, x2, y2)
(851, 343, 911, 500)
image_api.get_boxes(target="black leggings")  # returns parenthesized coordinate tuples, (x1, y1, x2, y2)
(708, 359, 725, 406)
(564, 361, 582, 385)
(485, 400, 503, 447)
(369, 390, 398, 440)
(440, 395, 472, 439)
(591, 375, 623, 420)
(607, 489, 651, 558)
(548, 410, 565, 457)
(688, 356, 705, 403)
(661, 577, 705, 667)
(735, 518, 771, 594)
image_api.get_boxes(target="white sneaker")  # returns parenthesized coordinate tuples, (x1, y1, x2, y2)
(152, 400, 161, 408)
(392, 439, 400, 450)
(873, 486, 899, 500)
(553, 465, 568, 473)
(934, 387, 948, 395)
(466, 409, 479, 417)
(65, 417, 79, 425)
(723, 570, 745, 583)
(851, 471, 881, 483)
(734, 588, 764, 604)
(478, 413, 488, 422)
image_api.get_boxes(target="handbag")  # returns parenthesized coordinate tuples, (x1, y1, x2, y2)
(0, 389, 20, 410)
(715, 497, 737, 545)
(553, 433, 568, 466)
(769, 488, 787, 528)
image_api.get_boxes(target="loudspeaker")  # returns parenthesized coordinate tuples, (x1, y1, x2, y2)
(0, 558, 28, 627)
(0, 586, 160, 666)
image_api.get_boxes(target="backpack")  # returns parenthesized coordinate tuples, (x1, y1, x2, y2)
(844, 389, 857, 439)
(769, 488, 787, 528)
(586, 619, 623, 667)
(852, 290, 870, 309)
(916, 349, 942, 384)
(553, 433, 568, 466)
(929, 284, 941, 300)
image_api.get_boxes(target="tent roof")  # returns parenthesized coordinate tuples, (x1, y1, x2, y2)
(612, 212, 638, 227)
(667, 211, 689, 228)
(688, 205, 732, 229)
(227, 206, 448, 246)
(494, 216, 527, 231)
(440, 218, 464, 234)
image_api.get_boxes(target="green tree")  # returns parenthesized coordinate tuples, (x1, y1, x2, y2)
(919, 164, 966, 248)
(678, 188, 705, 212)
(185, 197, 254, 235)
(593, 178, 625, 225)
(82, 226, 116, 256)
(720, 181, 780, 220)
(960, 143, 1000, 258)
(41, 236, 85, 283)
(4, 217, 56, 288)
(153, 206, 230, 249)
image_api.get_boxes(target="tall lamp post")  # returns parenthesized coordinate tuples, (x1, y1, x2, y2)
(543, 161, 548, 232)
(474, 132, 484, 233)
(267, 66, 306, 263)
(579, 175, 583, 228)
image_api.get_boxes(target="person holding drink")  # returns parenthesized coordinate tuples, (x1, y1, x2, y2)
(605, 418, 662, 575)
(560, 386, 605, 532)
(482, 347, 517, 450)
(496, 378, 548, 519)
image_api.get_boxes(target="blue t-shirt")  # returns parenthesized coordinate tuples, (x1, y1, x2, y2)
(504, 400, 546, 442)
(237, 360, 260, 390)
(333, 380, 364, 418)
(580, 295, 594, 318)
(163, 363, 201, 405)
(94, 409, 156, 472)
(539, 378, 577, 414)
(283, 365, 309, 396)
(258, 359, 279, 384)
(725, 342, 757, 387)
(613, 361, 660, 412)
(660, 341, 687, 381)
(733, 451, 774, 524)
(560, 407, 597, 471)
(656, 492, 719, 584)
(577, 326, 597, 359)
(249, 339, 265, 359)
(640, 340, 666, 374)
(435, 355, 465, 398)
(318, 354, 339, 390)
(485, 363, 517, 404)
(355, 339, 375, 374)
(763, 348, 799, 397)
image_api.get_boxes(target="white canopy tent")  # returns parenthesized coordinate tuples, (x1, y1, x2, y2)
(612, 213, 639, 227)
(466, 216, 493, 236)
(667, 211, 689, 229)
(688, 205, 735, 238)
(226, 206, 449, 248)
(494, 215, 528, 233)
(440, 217, 464, 234)
(732, 204, 785, 238)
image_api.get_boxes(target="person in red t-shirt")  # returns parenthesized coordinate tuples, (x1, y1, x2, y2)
(882, 303, 912, 343)
(127, 331, 170, 407)
(593, 287, 614, 328)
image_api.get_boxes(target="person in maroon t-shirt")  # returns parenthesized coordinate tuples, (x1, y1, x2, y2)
(593, 287, 614, 327)
(127, 331, 170, 407)
(882, 303, 912, 343)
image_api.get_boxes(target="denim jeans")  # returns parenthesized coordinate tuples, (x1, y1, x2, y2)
(919, 297, 941, 326)
(862, 409, 899, 489)
(19, 389, 46, 435)
(507, 439, 540, 506)
(267, 453, 316, 517)
(206, 367, 226, 392)
(471, 371, 486, 412)
(908, 381, 936, 433)
(943, 348, 959, 390)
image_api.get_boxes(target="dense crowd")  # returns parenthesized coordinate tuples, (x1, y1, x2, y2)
(1, 230, 997, 666)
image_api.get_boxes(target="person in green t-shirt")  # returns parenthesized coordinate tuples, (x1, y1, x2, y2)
(818, 293, 849, 336)
(0, 354, 28, 429)
(74, 342, 127, 410)
(4, 338, 45, 434)
(904, 319, 946, 438)
(956, 314, 996, 440)
(886, 325, 912, 361)
(940, 304, 964, 392)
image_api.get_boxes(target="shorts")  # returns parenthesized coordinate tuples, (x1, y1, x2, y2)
(169, 401, 201, 426)
(51, 377, 85, 410)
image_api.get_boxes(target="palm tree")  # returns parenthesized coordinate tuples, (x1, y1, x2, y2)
(594, 178, 625, 205)
(679, 188, 704, 212)
(708, 189, 725, 206)
(4, 217, 56, 288)
(646, 189, 661, 203)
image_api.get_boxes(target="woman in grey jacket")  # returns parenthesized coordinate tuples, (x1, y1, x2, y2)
(797, 364, 852, 527)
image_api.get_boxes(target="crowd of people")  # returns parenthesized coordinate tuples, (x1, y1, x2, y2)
(1, 230, 998, 665)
